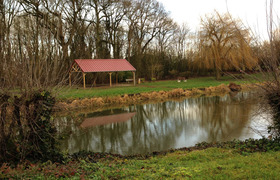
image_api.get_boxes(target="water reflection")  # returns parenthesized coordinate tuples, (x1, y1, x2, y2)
(80, 112, 137, 128)
(55, 92, 269, 155)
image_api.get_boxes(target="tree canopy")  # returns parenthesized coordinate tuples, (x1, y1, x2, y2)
(195, 12, 258, 80)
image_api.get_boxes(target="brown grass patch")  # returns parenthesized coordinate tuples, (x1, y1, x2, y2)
(55, 84, 256, 111)
(205, 84, 230, 95)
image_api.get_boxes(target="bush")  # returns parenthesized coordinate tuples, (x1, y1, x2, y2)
(195, 138, 280, 154)
(0, 90, 62, 164)
(178, 71, 189, 78)
(169, 70, 179, 78)
(266, 91, 280, 138)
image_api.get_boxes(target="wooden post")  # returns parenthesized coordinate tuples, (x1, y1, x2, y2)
(69, 72, 72, 87)
(116, 72, 118, 84)
(109, 72, 112, 87)
(83, 72, 86, 89)
(133, 72, 136, 86)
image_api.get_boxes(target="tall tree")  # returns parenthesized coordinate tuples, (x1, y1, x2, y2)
(101, 0, 128, 59)
(0, 0, 20, 87)
(196, 11, 257, 80)
(125, 0, 170, 77)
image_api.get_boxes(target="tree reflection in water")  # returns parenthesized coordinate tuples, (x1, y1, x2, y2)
(55, 92, 264, 155)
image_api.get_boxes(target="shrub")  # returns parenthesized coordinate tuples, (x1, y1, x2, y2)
(195, 138, 280, 154)
(178, 71, 189, 78)
(0, 90, 62, 164)
(169, 70, 179, 78)
(266, 91, 280, 138)
(151, 78, 156, 82)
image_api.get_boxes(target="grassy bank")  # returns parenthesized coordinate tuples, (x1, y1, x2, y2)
(1, 147, 280, 179)
(54, 74, 260, 111)
(58, 74, 260, 100)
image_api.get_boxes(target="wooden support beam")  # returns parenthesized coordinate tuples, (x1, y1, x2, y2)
(109, 72, 112, 87)
(69, 72, 72, 87)
(83, 72, 86, 89)
(116, 72, 118, 84)
(133, 72, 136, 86)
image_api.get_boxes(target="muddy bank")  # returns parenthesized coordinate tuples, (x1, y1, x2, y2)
(54, 83, 257, 112)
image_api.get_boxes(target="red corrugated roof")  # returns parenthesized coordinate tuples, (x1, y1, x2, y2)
(74, 59, 136, 72)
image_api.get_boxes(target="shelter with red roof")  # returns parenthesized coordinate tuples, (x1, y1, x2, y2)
(69, 59, 136, 88)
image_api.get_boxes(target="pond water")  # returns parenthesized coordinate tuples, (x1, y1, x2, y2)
(55, 92, 271, 155)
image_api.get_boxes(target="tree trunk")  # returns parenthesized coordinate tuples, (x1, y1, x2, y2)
(214, 57, 222, 80)
(215, 68, 221, 80)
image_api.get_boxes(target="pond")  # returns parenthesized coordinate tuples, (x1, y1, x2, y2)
(55, 92, 271, 155)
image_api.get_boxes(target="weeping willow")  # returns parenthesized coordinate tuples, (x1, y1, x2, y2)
(196, 11, 258, 80)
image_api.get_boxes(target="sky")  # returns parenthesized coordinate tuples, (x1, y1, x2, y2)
(157, 0, 280, 40)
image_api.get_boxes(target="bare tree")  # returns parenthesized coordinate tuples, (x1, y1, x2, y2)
(255, 0, 280, 137)
(101, 0, 128, 59)
(125, 0, 171, 77)
(0, 0, 20, 88)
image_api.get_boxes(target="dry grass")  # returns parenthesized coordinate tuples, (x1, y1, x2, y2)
(54, 83, 256, 111)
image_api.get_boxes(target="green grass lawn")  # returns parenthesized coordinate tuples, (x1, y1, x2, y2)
(91, 148, 280, 179)
(2, 148, 280, 179)
(57, 74, 261, 100)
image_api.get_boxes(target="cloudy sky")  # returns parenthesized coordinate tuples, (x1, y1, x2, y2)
(157, 0, 280, 40)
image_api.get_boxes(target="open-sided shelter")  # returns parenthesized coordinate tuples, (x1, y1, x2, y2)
(69, 59, 136, 88)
